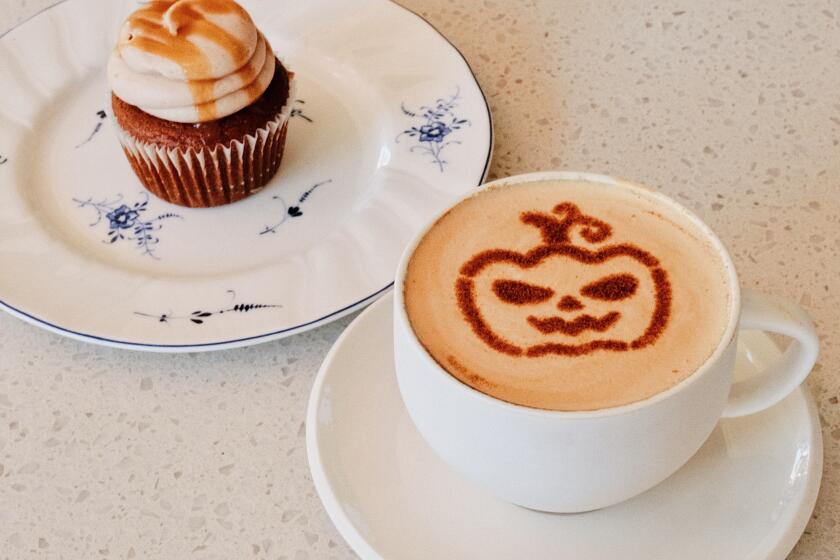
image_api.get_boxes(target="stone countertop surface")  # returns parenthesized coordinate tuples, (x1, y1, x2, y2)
(1, 0, 838, 558)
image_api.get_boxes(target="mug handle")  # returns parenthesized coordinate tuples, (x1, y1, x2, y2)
(721, 289, 819, 418)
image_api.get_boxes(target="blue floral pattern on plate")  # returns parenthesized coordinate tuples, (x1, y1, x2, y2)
(397, 88, 471, 172)
(260, 179, 332, 235)
(76, 110, 108, 148)
(290, 99, 313, 123)
(134, 290, 281, 325)
(73, 192, 182, 259)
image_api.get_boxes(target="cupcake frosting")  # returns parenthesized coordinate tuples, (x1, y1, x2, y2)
(108, 0, 276, 123)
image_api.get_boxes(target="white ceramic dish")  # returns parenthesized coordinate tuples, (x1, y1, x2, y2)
(307, 294, 822, 560)
(0, 0, 491, 351)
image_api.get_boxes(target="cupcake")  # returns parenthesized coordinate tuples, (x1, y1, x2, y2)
(107, 0, 293, 208)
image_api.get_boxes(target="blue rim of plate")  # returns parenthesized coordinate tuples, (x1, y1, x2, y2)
(0, 0, 493, 351)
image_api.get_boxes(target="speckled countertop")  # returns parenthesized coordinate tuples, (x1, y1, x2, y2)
(1, 0, 838, 558)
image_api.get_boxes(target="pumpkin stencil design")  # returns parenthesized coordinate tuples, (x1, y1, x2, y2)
(455, 202, 672, 357)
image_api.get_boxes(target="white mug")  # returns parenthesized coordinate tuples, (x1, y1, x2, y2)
(393, 171, 819, 513)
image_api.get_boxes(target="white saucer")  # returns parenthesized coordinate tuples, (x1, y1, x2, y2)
(306, 294, 822, 560)
(0, 0, 491, 351)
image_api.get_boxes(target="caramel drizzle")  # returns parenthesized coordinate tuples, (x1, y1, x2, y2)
(124, 0, 256, 121)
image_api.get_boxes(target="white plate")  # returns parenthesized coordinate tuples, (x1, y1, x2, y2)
(307, 294, 823, 560)
(0, 0, 491, 351)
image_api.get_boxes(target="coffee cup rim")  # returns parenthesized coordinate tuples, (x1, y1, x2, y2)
(394, 170, 741, 418)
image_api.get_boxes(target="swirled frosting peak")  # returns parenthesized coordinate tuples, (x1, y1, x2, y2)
(108, 0, 277, 123)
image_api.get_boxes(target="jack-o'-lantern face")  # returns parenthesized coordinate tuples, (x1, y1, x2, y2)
(456, 202, 671, 357)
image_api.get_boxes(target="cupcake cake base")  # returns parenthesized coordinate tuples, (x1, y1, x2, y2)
(112, 60, 293, 208)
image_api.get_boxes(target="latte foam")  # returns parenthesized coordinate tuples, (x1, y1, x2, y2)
(404, 179, 732, 411)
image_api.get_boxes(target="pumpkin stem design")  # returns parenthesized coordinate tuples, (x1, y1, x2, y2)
(521, 202, 612, 245)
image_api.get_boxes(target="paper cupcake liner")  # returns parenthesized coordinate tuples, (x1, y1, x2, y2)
(114, 79, 295, 208)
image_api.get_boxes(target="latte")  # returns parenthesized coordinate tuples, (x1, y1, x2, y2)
(403, 179, 732, 411)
